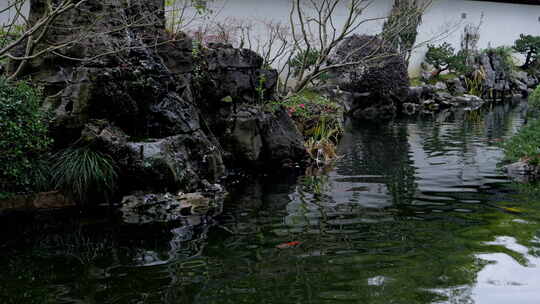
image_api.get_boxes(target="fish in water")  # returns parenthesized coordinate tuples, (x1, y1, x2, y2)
(276, 241, 302, 249)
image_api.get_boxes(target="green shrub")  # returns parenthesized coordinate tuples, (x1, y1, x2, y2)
(529, 86, 540, 111)
(0, 78, 52, 195)
(289, 49, 321, 77)
(513, 34, 540, 69)
(425, 43, 471, 77)
(51, 146, 117, 205)
(0, 24, 24, 50)
(269, 91, 343, 165)
(425, 43, 455, 75)
(503, 117, 540, 165)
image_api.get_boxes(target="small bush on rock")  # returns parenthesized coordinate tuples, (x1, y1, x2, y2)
(425, 43, 455, 76)
(269, 91, 343, 165)
(484, 46, 518, 76)
(289, 49, 321, 77)
(425, 43, 471, 78)
(514, 34, 540, 69)
(528, 86, 540, 111)
(0, 78, 52, 195)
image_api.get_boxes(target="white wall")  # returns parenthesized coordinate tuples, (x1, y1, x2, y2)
(410, 0, 540, 75)
(0, 1, 28, 26)
(206, 0, 540, 76)
(2, 0, 539, 76)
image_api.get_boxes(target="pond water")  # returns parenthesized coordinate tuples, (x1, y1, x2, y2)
(2, 101, 540, 304)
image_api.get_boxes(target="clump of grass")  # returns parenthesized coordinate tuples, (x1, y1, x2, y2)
(269, 91, 343, 165)
(464, 67, 486, 97)
(304, 116, 343, 165)
(51, 146, 117, 205)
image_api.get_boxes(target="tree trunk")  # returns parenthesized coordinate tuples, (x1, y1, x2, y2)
(382, 0, 429, 66)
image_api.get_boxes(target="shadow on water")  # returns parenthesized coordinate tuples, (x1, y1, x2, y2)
(3, 100, 540, 304)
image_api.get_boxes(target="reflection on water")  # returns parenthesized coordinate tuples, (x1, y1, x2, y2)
(2, 101, 540, 304)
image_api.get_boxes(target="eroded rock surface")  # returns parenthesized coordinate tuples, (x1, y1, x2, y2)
(11, 0, 308, 211)
(326, 34, 410, 121)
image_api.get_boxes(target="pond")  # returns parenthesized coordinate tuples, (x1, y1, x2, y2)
(2, 100, 540, 304)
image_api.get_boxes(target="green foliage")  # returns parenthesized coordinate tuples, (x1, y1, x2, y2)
(451, 50, 474, 75)
(255, 74, 267, 103)
(269, 91, 343, 165)
(0, 24, 24, 50)
(51, 146, 117, 204)
(528, 86, 540, 111)
(425, 43, 455, 74)
(502, 118, 540, 165)
(410, 77, 424, 87)
(0, 77, 52, 194)
(289, 49, 320, 77)
(484, 46, 518, 75)
(269, 91, 341, 122)
(304, 116, 342, 165)
(425, 43, 472, 77)
(513, 34, 540, 68)
(464, 68, 485, 97)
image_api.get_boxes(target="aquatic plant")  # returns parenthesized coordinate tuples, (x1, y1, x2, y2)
(464, 67, 486, 97)
(304, 116, 343, 165)
(50, 146, 117, 205)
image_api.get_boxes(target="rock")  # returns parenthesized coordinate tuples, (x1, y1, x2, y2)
(120, 189, 226, 224)
(197, 44, 278, 107)
(527, 75, 539, 88)
(32, 191, 75, 209)
(505, 161, 540, 183)
(326, 34, 410, 121)
(0, 195, 31, 211)
(223, 105, 264, 164)
(421, 70, 434, 82)
(195, 43, 306, 170)
(421, 99, 439, 112)
(471, 51, 512, 98)
(317, 85, 370, 114)
(406, 86, 424, 104)
(446, 77, 466, 95)
(0, 191, 74, 211)
(15, 0, 201, 142)
(434, 81, 448, 91)
(8, 0, 308, 206)
(452, 94, 484, 106)
(260, 108, 309, 168)
(434, 91, 453, 102)
(81, 120, 225, 193)
(402, 103, 419, 115)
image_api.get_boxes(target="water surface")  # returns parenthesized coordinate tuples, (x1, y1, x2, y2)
(2, 101, 540, 304)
